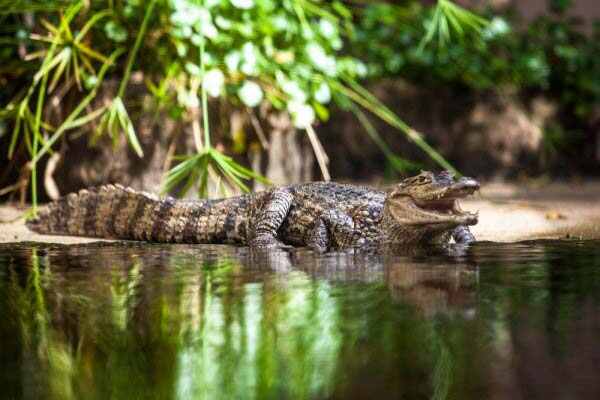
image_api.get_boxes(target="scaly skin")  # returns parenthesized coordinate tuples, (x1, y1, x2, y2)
(27, 171, 480, 252)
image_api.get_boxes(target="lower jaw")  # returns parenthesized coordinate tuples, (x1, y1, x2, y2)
(383, 225, 457, 246)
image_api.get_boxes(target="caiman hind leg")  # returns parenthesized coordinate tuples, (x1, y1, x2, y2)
(306, 210, 356, 253)
(248, 189, 294, 248)
(306, 219, 329, 253)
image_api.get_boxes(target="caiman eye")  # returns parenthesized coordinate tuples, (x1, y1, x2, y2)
(401, 172, 431, 187)
(415, 175, 430, 184)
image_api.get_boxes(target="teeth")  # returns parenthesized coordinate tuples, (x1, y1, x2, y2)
(453, 202, 463, 213)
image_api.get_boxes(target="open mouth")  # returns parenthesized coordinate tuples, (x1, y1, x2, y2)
(415, 178, 479, 217)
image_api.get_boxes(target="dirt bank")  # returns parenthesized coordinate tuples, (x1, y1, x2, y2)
(465, 181, 600, 242)
(1, 181, 599, 244)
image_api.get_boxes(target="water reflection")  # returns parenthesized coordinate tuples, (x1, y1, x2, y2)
(1, 240, 600, 399)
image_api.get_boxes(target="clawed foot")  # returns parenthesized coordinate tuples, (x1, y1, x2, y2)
(458, 212, 478, 226)
(250, 235, 293, 250)
(308, 242, 328, 254)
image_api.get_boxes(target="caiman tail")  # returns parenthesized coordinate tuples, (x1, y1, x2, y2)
(26, 184, 248, 243)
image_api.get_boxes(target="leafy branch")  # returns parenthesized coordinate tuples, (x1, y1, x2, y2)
(420, 0, 489, 49)
(163, 3, 269, 198)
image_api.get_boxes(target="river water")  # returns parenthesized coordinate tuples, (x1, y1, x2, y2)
(1, 240, 600, 399)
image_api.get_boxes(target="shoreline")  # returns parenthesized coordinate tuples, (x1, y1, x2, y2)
(2, 182, 600, 244)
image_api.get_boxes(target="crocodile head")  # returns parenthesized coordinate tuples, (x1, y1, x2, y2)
(382, 171, 479, 245)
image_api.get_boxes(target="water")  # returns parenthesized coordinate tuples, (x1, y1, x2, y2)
(1, 240, 600, 400)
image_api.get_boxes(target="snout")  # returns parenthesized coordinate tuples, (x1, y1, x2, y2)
(451, 177, 480, 195)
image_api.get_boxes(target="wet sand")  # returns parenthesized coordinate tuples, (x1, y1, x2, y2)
(1, 181, 599, 244)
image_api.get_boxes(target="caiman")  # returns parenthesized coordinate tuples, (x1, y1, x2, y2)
(26, 171, 479, 252)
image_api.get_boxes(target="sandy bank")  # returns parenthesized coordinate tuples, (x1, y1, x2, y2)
(1, 181, 599, 244)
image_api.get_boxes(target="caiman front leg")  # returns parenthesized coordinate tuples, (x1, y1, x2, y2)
(248, 189, 294, 248)
(306, 210, 356, 253)
(306, 219, 329, 253)
(452, 225, 476, 244)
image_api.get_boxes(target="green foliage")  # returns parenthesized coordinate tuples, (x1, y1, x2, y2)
(164, 148, 269, 197)
(420, 0, 488, 49)
(167, 0, 361, 128)
(353, 1, 600, 123)
(353, 2, 538, 89)
(527, 16, 600, 120)
(351, 1, 600, 164)
(0, 0, 492, 207)
(0, 0, 70, 14)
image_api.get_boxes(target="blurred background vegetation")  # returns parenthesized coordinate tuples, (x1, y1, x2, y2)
(0, 0, 598, 208)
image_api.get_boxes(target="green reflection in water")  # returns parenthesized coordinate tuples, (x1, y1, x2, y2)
(1, 248, 350, 400)
(3, 241, 599, 399)
(0, 245, 459, 399)
(175, 268, 342, 400)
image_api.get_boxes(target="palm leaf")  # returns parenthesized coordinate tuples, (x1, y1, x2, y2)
(63, 105, 107, 131)
(114, 97, 144, 158)
(48, 47, 71, 91)
(31, 48, 124, 164)
(75, 10, 112, 41)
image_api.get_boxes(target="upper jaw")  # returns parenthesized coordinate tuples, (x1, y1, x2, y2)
(431, 177, 480, 205)
(447, 177, 480, 197)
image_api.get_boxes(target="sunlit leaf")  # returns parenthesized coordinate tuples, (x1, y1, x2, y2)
(238, 81, 263, 107)
(103, 20, 128, 43)
(114, 97, 144, 158)
(351, 104, 420, 173)
(63, 105, 107, 131)
(32, 48, 124, 164)
(163, 147, 269, 198)
(420, 0, 488, 49)
(48, 47, 71, 91)
(331, 77, 458, 174)
(76, 9, 112, 41)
